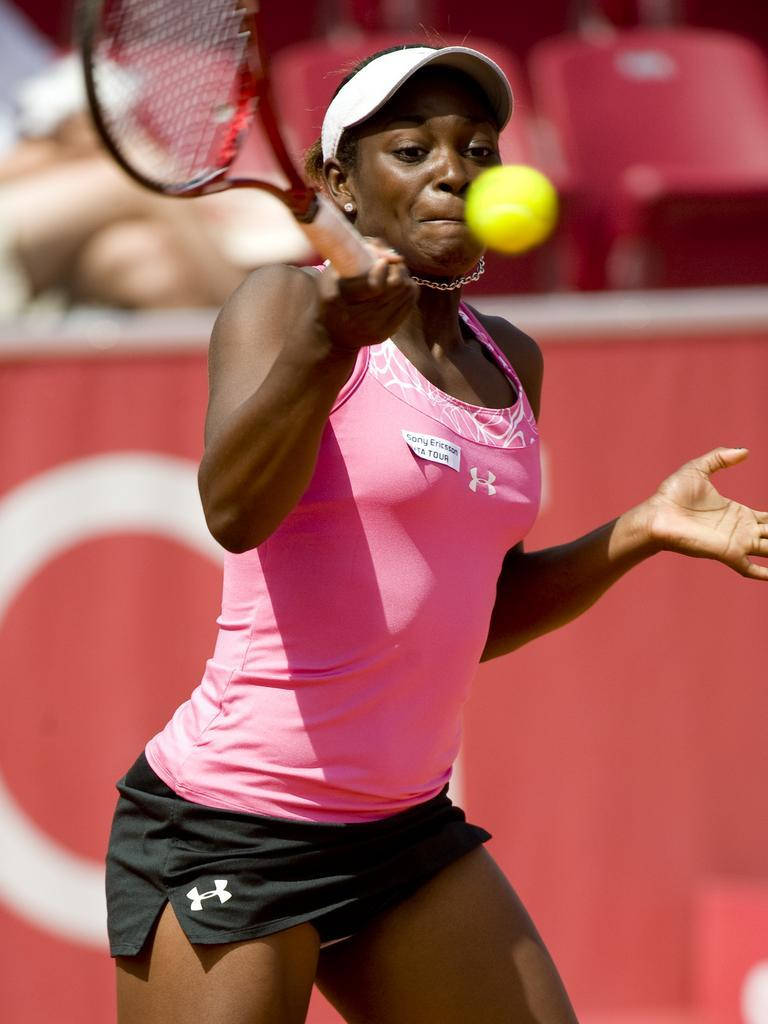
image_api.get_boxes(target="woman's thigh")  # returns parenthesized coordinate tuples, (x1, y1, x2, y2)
(315, 846, 579, 1024)
(116, 902, 320, 1024)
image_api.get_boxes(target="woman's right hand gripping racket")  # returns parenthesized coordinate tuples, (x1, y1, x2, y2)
(76, 0, 373, 278)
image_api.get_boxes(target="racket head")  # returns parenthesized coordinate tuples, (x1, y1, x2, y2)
(78, 0, 297, 200)
(76, 0, 373, 276)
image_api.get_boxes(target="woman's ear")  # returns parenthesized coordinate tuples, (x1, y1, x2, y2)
(324, 159, 356, 217)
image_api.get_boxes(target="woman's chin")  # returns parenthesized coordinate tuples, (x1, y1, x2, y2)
(407, 241, 484, 281)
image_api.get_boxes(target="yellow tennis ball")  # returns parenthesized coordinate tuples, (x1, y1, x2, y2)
(465, 165, 559, 254)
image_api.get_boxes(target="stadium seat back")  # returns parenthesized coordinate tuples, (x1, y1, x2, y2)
(592, 0, 642, 28)
(422, 0, 576, 63)
(529, 28, 768, 287)
(681, 0, 768, 53)
(530, 28, 768, 188)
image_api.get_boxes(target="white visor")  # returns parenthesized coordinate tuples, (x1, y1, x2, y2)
(320, 45, 514, 161)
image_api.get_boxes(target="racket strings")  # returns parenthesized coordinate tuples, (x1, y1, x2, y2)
(92, 0, 256, 189)
(219, 68, 256, 166)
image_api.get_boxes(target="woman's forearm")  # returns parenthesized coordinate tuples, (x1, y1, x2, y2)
(481, 503, 659, 661)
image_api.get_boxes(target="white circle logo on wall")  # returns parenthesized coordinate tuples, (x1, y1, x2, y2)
(0, 453, 222, 948)
(743, 961, 768, 1024)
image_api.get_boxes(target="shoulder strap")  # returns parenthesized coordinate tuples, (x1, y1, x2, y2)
(458, 303, 523, 391)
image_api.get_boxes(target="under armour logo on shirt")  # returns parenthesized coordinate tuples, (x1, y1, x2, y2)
(187, 879, 232, 911)
(469, 468, 497, 495)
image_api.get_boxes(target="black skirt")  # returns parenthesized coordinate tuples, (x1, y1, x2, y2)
(105, 752, 492, 956)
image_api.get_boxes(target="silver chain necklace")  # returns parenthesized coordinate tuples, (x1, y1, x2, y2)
(410, 258, 485, 291)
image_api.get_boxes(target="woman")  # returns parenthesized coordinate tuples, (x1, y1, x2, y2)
(106, 45, 768, 1024)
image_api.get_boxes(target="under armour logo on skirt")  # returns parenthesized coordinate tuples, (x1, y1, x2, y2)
(186, 879, 232, 911)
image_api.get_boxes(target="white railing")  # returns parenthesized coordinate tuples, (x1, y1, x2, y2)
(0, 286, 767, 358)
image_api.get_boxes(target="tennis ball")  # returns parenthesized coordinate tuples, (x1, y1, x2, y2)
(465, 165, 558, 254)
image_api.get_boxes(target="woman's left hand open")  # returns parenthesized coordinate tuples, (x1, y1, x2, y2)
(644, 447, 768, 580)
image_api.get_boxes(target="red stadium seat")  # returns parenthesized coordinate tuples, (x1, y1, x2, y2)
(422, 0, 576, 64)
(9, 0, 330, 54)
(528, 28, 768, 289)
(592, 0, 642, 28)
(270, 33, 559, 294)
(10, 0, 71, 44)
(681, 1, 768, 53)
(327, 1, 576, 64)
(256, 4, 329, 56)
(594, 0, 768, 47)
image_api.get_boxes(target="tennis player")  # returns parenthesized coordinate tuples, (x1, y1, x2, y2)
(106, 45, 768, 1024)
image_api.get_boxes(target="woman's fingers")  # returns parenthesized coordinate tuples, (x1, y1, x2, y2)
(336, 252, 411, 299)
(691, 446, 750, 476)
(740, 521, 768, 579)
(323, 237, 412, 306)
(317, 243, 416, 352)
(382, 259, 411, 287)
(366, 256, 390, 291)
(362, 236, 405, 262)
(363, 254, 416, 305)
(742, 560, 768, 581)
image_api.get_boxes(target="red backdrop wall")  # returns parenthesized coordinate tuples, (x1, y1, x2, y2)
(0, 310, 766, 1023)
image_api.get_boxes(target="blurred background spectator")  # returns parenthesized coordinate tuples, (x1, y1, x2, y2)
(0, 49, 312, 315)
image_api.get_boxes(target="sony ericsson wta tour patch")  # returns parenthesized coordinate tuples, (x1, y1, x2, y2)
(402, 430, 461, 471)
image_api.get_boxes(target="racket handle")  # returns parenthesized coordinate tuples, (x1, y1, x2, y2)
(299, 194, 375, 278)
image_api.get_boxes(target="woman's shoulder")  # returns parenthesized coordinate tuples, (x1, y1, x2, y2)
(464, 303, 543, 417)
(235, 262, 319, 303)
(212, 263, 318, 338)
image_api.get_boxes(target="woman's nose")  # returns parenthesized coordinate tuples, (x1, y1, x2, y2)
(433, 149, 469, 194)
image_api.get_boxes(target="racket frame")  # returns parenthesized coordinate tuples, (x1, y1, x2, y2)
(79, 0, 318, 218)
(78, 0, 373, 275)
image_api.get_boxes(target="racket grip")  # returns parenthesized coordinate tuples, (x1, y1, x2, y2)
(299, 194, 375, 278)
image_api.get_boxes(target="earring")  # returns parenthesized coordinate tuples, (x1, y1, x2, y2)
(343, 202, 355, 214)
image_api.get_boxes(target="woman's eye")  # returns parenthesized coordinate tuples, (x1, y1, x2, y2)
(393, 146, 426, 162)
(466, 145, 497, 161)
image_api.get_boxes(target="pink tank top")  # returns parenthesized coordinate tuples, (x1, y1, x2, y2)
(146, 305, 541, 821)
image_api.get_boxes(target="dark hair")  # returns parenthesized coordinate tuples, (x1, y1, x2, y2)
(303, 43, 435, 185)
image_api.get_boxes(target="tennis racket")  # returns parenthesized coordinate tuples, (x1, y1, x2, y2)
(76, 0, 373, 277)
